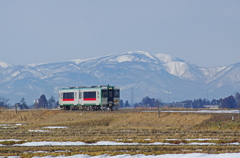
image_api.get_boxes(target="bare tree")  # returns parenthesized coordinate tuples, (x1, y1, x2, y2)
(0, 96, 10, 108)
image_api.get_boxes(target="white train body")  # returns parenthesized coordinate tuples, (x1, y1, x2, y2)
(59, 85, 120, 111)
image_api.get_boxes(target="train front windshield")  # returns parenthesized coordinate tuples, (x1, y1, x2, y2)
(102, 90, 108, 98)
(101, 89, 119, 98)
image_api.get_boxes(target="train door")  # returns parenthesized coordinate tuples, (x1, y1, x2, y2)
(101, 89, 108, 106)
(107, 86, 115, 110)
(101, 86, 114, 110)
(78, 90, 82, 105)
(108, 89, 114, 105)
(96, 90, 100, 105)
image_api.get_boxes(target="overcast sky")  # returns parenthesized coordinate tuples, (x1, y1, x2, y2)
(1, 0, 240, 67)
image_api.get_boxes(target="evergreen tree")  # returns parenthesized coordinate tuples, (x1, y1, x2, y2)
(19, 97, 29, 109)
(48, 95, 56, 109)
(38, 94, 48, 108)
(124, 100, 130, 107)
(134, 103, 138, 108)
(119, 99, 124, 108)
(220, 95, 236, 109)
(142, 96, 151, 107)
(235, 92, 240, 110)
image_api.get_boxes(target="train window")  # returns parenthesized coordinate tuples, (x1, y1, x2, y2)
(114, 90, 120, 98)
(102, 90, 108, 98)
(83, 91, 96, 99)
(63, 92, 74, 99)
(97, 91, 99, 98)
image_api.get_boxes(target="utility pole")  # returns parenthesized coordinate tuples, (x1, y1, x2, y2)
(131, 88, 134, 107)
(157, 100, 161, 118)
(15, 103, 19, 114)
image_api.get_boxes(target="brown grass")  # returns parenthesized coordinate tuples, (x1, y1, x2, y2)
(0, 110, 212, 128)
(0, 109, 240, 156)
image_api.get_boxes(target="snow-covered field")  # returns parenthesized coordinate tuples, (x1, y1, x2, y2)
(1, 153, 240, 158)
(6, 140, 238, 146)
(1, 111, 240, 157)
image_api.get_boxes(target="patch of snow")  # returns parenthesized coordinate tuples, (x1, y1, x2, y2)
(149, 142, 171, 145)
(25, 151, 49, 153)
(136, 51, 155, 59)
(16, 141, 86, 146)
(0, 124, 11, 126)
(0, 61, 12, 68)
(186, 138, 219, 141)
(109, 51, 157, 63)
(14, 140, 239, 147)
(200, 66, 226, 82)
(155, 53, 175, 63)
(188, 142, 216, 145)
(15, 124, 23, 126)
(93, 141, 139, 146)
(110, 55, 135, 63)
(11, 71, 20, 77)
(71, 59, 88, 64)
(42, 126, 68, 129)
(27, 63, 48, 67)
(0, 124, 20, 128)
(0, 139, 23, 142)
(229, 142, 240, 145)
(28, 130, 52, 132)
(164, 61, 188, 77)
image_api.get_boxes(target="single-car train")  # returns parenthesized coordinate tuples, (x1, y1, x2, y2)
(59, 85, 120, 111)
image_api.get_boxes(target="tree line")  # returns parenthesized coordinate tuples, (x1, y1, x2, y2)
(1, 92, 240, 109)
(119, 92, 240, 109)
(180, 93, 240, 109)
(119, 96, 161, 108)
(0, 94, 58, 109)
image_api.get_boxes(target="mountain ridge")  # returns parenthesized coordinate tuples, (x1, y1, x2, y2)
(0, 51, 240, 104)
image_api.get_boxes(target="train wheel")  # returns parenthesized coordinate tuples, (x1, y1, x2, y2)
(64, 106, 70, 110)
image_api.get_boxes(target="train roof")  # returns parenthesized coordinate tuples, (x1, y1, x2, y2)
(60, 85, 120, 90)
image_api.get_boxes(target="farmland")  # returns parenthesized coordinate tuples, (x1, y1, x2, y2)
(0, 109, 240, 157)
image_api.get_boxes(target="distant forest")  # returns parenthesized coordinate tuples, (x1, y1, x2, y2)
(1, 92, 240, 109)
(120, 92, 240, 109)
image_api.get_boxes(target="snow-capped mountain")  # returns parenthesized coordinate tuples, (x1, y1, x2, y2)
(0, 51, 240, 104)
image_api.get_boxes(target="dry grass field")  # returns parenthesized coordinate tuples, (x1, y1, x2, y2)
(0, 109, 240, 157)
